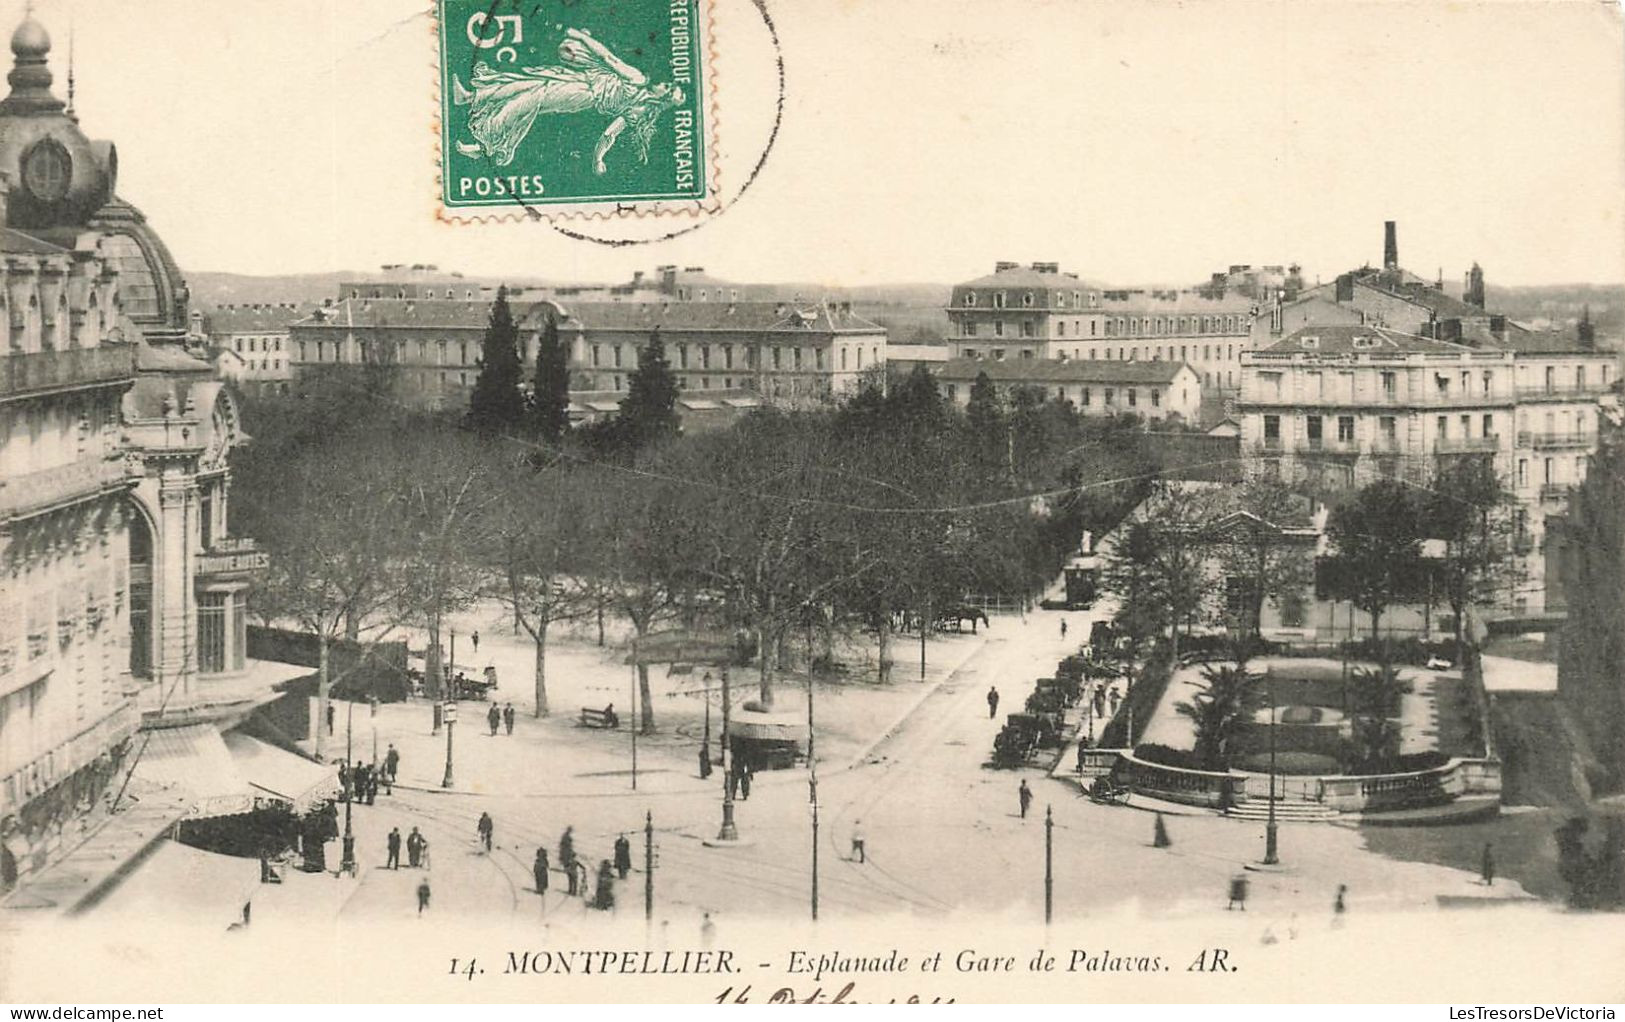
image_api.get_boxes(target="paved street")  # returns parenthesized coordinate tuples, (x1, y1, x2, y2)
(243, 603, 1532, 932)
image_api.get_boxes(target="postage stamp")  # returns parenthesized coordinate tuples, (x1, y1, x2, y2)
(436, 0, 716, 219)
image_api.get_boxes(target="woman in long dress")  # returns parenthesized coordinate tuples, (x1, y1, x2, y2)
(453, 27, 685, 173)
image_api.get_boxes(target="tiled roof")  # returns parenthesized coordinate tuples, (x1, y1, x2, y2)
(204, 305, 308, 334)
(526, 300, 884, 334)
(1264, 324, 1471, 355)
(956, 267, 1085, 289)
(936, 357, 1191, 385)
(1353, 276, 1492, 321)
(292, 298, 502, 331)
(1097, 290, 1256, 314)
(1493, 330, 1602, 355)
(0, 228, 66, 256)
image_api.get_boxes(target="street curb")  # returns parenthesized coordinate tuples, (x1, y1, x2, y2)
(841, 633, 993, 772)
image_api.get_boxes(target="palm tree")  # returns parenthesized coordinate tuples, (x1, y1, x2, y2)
(1175, 664, 1264, 770)
(1347, 664, 1405, 771)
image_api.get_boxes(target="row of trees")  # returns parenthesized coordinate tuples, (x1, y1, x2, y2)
(1099, 457, 1523, 673)
(236, 324, 1182, 741)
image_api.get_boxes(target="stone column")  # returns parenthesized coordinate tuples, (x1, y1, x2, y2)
(155, 478, 196, 704)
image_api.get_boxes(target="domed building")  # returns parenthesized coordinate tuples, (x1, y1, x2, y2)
(0, 14, 270, 900)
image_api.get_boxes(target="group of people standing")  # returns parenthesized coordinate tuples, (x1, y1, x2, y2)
(532, 826, 636, 912)
(338, 742, 401, 805)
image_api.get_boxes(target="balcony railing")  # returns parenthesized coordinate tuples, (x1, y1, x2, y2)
(1517, 431, 1593, 450)
(1517, 383, 1612, 400)
(0, 457, 135, 520)
(0, 345, 135, 401)
(1540, 483, 1572, 502)
(1434, 436, 1503, 454)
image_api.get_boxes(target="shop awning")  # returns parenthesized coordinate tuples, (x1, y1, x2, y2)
(92, 837, 258, 926)
(223, 732, 338, 814)
(129, 724, 255, 820)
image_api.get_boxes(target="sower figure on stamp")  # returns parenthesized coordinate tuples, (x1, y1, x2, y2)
(452, 28, 686, 175)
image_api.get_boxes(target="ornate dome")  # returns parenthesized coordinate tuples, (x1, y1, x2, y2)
(10, 17, 48, 58)
(0, 14, 117, 228)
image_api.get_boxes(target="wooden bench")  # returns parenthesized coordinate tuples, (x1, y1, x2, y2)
(579, 707, 619, 729)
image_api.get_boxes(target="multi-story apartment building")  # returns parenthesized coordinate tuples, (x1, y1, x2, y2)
(536, 300, 886, 403)
(1238, 321, 1613, 613)
(0, 11, 267, 896)
(934, 358, 1202, 424)
(194, 304, 304, 391)
(290, 286, 889, 409)
(946, 262, 1261, 418)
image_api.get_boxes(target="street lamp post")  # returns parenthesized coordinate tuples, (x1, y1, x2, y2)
(1263, 667, 1279, 866)
(341, 697, 356, 875)
(442, 700, 456, 789)
(716, 664, 739, 842)
(630, 641, 638, 792)
(810, 773, 819, 922)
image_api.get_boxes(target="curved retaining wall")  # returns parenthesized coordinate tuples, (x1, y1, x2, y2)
(1095, 750, 1502, 814)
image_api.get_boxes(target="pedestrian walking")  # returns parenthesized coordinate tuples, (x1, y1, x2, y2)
(559, 826, 576, 877)
(1018, 779, 1033, 819)
(406, 827, 423, 868)
(416, 878, 431, 914)
(326, 702, 335, 736)
(337, 761, 351, 802)
(387, 827, 402, 869)
(420, 837, 432, 869)
(477, 811, 494, 852)
(1060, 619, 1068, 639)
(487, 704, 501, 736)
(533, 848, 550, 895)
(1227, 874, 1248, 911)
(593, 859, 616, 911)
(503, 703, 516, 735)
(365, 766, 378, 805)
(1481, 842, 1495, 886)
(987, 686, 1000, 720)
(1334, 884, 1347, 915)
(471, 631, 480, 654)
(614, 834, 632, 880)
(739, 761, 753, 800)
(1093, 689, 1106, 719)
(384, 744, 400, 783)
(850, 820, 866, 864)
(698, 741, 712, 779)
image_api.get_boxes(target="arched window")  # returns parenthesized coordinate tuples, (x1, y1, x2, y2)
(964, 292, 977, 307)
(1022, 292, 1035, 307)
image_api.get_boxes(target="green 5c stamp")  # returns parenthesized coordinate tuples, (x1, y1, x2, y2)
(437, 0, 713, 216)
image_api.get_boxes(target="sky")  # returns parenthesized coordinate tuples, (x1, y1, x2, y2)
(35, 0, 1625, 289)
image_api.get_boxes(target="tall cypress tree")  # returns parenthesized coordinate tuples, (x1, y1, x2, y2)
(529, 312, 571, 443)
(467, 286, 525, 436)
(618, 328, 680, 450)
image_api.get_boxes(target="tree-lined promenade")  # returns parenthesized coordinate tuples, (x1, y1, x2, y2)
(234, 292, 1176, 736)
